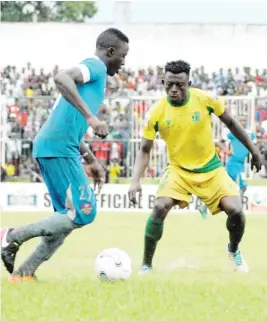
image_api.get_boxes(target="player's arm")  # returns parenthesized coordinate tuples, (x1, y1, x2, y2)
(80, 141, 105, 193)
(54, 66, 107, 138)
(132, 138, 154, 182)
(80, 141, 97, 165)
(219, 109, 262, 171)
(128, 109, 157, 204)
(128, 138, 154, 204)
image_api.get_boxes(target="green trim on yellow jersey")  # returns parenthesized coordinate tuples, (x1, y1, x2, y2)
(207, 106, 214, 115)
(154, 121, 159, 132)
(167, 90, 190, 107)
(182, 153, 222, 173)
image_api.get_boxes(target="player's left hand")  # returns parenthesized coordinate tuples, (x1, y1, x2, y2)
(251, 151, 262, 172)
(89, 161, 106, 193)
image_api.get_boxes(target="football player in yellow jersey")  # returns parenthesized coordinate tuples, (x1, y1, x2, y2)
(128, 60, 262, 274)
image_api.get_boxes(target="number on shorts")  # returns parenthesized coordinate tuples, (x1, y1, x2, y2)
(79, 185, 86, 200)
(79, 185, 93, 200)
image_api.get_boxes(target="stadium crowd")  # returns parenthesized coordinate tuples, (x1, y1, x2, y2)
(1, 63, 267, 181)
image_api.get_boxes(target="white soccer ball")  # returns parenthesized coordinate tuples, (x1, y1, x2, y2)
(94, 248, 132, 281)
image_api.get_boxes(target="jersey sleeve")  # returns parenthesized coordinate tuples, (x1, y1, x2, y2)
(79, 58, 105, 83)
(143, 106, 159, 141)
(210, 97, 225, 117)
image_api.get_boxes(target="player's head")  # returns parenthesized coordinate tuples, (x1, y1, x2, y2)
(163, 60, 191, 105)
(238, 115, 248, 128)
(96, 28, 129, 76)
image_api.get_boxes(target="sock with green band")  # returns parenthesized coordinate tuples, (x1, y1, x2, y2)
(143, 215, 164, 266)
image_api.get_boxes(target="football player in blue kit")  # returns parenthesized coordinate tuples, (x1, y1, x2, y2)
(199, 115, 257, 218)
(225, 115, 256, 197)
(1, 28, 129, 282)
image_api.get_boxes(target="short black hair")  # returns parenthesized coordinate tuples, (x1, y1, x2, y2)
(96, 28, 129, 49)
(165, 60, 191, 76)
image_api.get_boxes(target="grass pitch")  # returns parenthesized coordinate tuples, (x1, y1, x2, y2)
(1, 211, 267, 321)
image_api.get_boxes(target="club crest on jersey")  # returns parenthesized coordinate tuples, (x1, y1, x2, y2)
(165, 120, 172, 127)
(80, 202, 93, 215)
(192, 111, 201, 122)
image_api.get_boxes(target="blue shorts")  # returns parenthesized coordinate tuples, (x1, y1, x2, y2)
(36, 157, 97, 225)
(226, 158, 247, 190)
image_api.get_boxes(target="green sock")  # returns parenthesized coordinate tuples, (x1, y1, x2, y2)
(143, 215, 164, 267)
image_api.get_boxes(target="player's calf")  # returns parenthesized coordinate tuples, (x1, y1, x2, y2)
(141, 197, 175, 270)
(220, 196, 248, 272)
(223, 201, 246, 253)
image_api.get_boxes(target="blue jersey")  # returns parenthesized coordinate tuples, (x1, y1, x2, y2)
(227, 130, 256, 163)
(33, 57, 107, 158)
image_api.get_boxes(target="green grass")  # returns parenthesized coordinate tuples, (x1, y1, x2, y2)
(1, 212, 267, 321)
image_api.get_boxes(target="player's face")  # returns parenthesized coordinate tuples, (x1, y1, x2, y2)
(107, 42, 129, 76)
(164, 72, 189, 104)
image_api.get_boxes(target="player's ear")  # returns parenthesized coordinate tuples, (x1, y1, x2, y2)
(188, 81, 192, 87)
(107, 47, 115, 58)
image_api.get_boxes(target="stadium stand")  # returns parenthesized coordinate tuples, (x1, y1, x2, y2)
(1, 63, 267, 181)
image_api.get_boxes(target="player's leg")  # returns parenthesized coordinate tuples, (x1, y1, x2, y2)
(227, 160, 248, 198)
(1, 212, 78, 274)
(220, 195, 248, 272)
(11, 157, 97, 279)
(1, 158, 77, 274)
(238, 173, 247, 198)
(140, 167, 191, 274)
(140, 197, 177, 274)
(9, 229, 73, 282)
(199, 167, 248, 272)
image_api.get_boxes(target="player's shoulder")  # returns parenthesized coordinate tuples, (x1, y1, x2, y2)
(148, 96, 168, 117)
(190, 88, 216, 101)
(190, 88, 225, 106)
(80, 56, 107, 72)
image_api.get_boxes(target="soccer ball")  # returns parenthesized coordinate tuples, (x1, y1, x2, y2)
(94, 248, 132, 281)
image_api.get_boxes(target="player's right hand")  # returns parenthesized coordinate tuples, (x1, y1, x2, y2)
(87, 116, 108, 139)
(89, 161, 106, 193)
(128, 181, 142, 205)
(251, 151, 263, 172)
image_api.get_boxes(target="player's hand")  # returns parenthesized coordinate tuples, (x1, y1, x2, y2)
(128, 180, 142, 205)
(87, 116, 108, 139)
(251, 151, 262, 172)
(89, 161, 106, 193)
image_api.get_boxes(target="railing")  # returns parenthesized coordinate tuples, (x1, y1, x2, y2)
(1, 95, 267, 181)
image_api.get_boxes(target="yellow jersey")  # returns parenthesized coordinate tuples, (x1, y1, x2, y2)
(4, 164, 16, 176)
(143, 88, 225, 172)
(109, 164, 121, 179)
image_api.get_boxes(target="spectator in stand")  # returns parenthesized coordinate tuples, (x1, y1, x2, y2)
(107, 158, 121, 182)
(2, 62, 267, 180)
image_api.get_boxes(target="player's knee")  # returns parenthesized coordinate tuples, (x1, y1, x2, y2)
(226, 204, 244, 217)
(153, 198, 173, 219)
(221, 196, 244, 217)
(41, 236, 66, 261)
